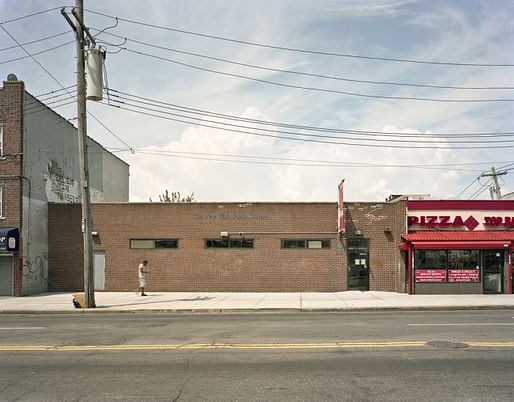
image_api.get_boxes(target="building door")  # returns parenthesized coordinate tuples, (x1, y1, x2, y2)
(483, 250, 504, 294)
(94, 251, 105, 291)
(347, 238, 369, 290)
(0, 256, 13, 296)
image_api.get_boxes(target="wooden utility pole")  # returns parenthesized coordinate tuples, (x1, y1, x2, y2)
(73, 0, 95, 307)
(481, 167, 507, 200)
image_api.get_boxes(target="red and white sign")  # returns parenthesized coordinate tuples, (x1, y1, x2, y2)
(407, 200, 514, 231)
(448, 269, 480, 283)
(415, 269, 446, 283)
(338, 179, 345, 233)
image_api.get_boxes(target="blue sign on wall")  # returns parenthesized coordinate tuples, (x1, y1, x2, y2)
(0, 228, 19, 251)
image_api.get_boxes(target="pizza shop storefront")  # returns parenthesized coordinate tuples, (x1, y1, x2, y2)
(401, 200, 514, 295)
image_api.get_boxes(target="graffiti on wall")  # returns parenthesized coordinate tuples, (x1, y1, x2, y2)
(365, 205, 388, 225)
(45, 160, 80, 203)
(22, 252, 48, 283)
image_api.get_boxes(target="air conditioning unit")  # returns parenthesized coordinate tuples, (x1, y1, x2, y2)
(220, 231, 229, 238)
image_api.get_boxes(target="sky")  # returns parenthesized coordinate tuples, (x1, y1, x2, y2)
(1, 0, 514, 202)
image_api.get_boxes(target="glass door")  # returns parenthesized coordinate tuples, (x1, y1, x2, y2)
(483, 250, 504, 294)
(347, 238, 369, 290)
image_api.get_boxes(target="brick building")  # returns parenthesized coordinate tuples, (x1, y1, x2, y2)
(47, 197, 514, 295)
(48, 199, 407, 293)
(0, 75, 129, 296)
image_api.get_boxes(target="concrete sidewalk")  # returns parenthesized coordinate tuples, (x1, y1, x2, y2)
(1, 291, 514, 313)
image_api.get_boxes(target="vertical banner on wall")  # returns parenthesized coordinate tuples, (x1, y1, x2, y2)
(338, 179, 345, 234)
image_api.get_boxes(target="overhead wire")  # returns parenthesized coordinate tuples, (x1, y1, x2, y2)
(469, 178, 493, 199)
(129, 149, 482, 172)
(95, 30, 514, 91)
(119, 47, 514, 103)
(0, 6, 65, 25)
(100, 100, 514, 150)
(0, 17, 134, 152)
(84, 8, 514, 67)
(0, 30, 72, 52)
(0, 40, 75, 65)
(106, 88, 514, 139)
(106, 92, 514, 146)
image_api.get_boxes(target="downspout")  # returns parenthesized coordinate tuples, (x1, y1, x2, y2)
(407, 242, 413, 295)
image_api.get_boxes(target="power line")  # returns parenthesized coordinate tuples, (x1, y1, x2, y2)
(36, 86, 514, 139)
(105, 88, 514, 138)
(120, 47, 514, 103)
(96, 30, 514, 91)
(84, 8, 514, 68)
(101, 100, 514, 150)
(128, 148, 483, 172)
(469, 178, 493, 199)
(456, 176, 479, 198)
(0, 6, 64, 25)
(0, 40, 75, 65)
(0, 23, 133, 152)
(107, 93, 514, 146)
(0, 30, 72, 52)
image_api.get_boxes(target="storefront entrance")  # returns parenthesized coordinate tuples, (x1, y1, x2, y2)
(347, 238, 369, 290)
(483, 250, 504, 294)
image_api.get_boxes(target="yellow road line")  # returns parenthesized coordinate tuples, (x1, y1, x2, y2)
(0, 340, 513, 352)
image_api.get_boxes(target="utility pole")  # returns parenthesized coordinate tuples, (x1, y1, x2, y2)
(481, 167, 507, 200)
(62, 0, 95, 307)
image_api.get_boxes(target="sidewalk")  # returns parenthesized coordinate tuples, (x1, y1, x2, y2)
(1, 291, 514, 313)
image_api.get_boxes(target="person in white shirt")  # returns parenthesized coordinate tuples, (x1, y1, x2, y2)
(138, 260, 148, 296)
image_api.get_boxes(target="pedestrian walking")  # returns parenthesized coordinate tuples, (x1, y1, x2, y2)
(138, 259, 148, 296)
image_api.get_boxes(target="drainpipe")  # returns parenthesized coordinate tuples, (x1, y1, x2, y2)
(407, 242, 413, 295)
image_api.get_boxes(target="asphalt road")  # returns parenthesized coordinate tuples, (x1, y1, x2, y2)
(1, 310, 513, 401)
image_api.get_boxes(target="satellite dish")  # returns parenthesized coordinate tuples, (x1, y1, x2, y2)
(7, 73, 18, 81)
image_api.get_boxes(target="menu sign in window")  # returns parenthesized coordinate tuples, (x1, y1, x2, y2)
(448, 269, 480, 283)
(415, 269, 446, 283)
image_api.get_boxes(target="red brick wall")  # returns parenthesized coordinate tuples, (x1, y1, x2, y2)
(47, 203, 83, 291)
(345, 202, 407, 292)
(49, 202, 346, 292)
(0, 79, 24, 295)
(48, 201, 407, 293)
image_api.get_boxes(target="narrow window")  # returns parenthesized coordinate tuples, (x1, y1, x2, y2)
(130, 239, 179, 249)
(0, 126, 3, 157)
(0, 185, 3, 217)
(281, 239, 331, 249)
(205, 239, 254, 248)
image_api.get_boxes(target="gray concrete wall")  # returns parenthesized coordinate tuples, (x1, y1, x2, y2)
(21, 93, 129, 294)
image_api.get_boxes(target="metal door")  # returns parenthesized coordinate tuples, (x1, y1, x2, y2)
(94, 251, 105, 291)
(483, 250, 503, 294)
(0, 256, 13, 296)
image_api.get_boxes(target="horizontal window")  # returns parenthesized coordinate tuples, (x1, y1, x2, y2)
(205, 239, 254, 248)
(281, 239, 331, 249)
(130, 239, 178, 249)
(415, 249, 480, 270)
(414, 250, 447, 269)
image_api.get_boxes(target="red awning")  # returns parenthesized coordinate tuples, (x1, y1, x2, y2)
(410, 241, 510, 250)
(400, 231, 514, 250)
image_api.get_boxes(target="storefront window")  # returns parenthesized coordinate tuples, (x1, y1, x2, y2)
(448, 250, 479, 269)
(414, 250, 447, 269)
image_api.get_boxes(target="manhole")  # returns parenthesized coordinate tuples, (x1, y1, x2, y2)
(427, 341, 469, 349)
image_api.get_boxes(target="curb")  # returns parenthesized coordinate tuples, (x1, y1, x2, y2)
(1, 305, 514, 314)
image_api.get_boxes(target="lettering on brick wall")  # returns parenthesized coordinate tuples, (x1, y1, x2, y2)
(192, 213, 270, 221)
(45, 160, 80, 203)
